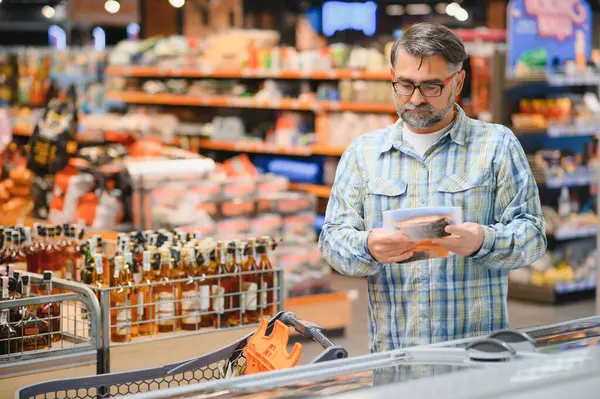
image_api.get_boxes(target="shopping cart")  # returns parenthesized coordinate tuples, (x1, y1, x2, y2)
(16, 311, 348, 399)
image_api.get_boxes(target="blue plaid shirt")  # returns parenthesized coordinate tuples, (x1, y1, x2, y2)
(319, 105, 547, 352)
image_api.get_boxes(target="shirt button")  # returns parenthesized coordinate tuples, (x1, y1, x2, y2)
(420, 199, 426, 205)
(421, 312, 428, 319)
(420, 276, 428, 283)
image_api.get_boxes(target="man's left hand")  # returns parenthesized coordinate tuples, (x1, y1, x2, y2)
(431, 223, 484, 257)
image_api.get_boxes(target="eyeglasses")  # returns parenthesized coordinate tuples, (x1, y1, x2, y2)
(391, 72, 457, 98)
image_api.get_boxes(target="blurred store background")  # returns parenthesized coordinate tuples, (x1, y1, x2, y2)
(1, 0, 600, 395)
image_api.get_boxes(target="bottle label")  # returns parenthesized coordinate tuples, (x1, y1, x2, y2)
(260, 282, 268, 309)
(137, 292, 144, 317)
(116, 309, 132, 336)
(156, 292, 175, 326)
(200, 285, 210, 311)
(134, 273, 142, 284)
(25, 327, 40, 335)
(76, 258, 84, 281)
(1, 310, 7, 324)
(211, 285, 225, 314)
(244, 283, 258, 311)
(182, 290, 201, 324)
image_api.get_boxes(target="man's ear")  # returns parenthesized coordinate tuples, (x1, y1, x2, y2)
(455, 70, 466, 95)
(389, 66, 395, 81)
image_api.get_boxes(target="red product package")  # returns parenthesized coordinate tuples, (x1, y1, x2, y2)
(222, 154, 259, 178)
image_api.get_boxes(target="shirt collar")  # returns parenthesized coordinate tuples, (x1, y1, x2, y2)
(377, 104, 468, 154)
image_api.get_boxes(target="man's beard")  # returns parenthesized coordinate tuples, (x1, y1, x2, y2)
(395, 88, 455, 130)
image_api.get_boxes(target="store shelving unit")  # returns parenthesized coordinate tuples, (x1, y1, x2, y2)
(189, 139, 346, 158)
(11, 127, 135, 145)
(497, 49, 600, 304)
(105, 91, 396, 113)
(106, 66, 391, 81)
(289, 183, 332, 199)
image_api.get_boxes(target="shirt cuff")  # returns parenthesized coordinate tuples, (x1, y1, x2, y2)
(358, 230, 377, 264)
(471, 225, 496, 259)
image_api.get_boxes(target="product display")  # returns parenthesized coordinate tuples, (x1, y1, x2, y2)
(84, 232, 282, 342)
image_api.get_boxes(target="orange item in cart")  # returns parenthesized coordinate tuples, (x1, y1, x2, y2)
(243, 317, 303, 375)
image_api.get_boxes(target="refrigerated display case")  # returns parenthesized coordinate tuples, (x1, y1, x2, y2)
(112, 316, 600, 399)
(331, 345, 600, 399)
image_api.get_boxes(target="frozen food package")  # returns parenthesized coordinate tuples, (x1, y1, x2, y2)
(382, 206, 462, 263)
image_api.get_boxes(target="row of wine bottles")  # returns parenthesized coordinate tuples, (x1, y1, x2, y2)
(0, 224, 281, 344)
(1, 270, 61, 356)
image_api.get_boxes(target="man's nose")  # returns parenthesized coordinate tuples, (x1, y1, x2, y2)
(410, 87, 425, 104)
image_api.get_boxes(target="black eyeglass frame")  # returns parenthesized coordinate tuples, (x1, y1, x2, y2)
(391, 71, 458, 98)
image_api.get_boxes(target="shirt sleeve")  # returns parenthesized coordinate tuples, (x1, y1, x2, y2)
(318, 141, 380, 277)
(471, 137, 547, 270)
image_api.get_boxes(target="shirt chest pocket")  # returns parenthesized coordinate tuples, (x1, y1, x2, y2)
(436, 170, 494, 224)
(365, 178, 408, 225)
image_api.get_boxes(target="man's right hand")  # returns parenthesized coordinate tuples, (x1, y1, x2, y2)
(367, 229, 415, 263)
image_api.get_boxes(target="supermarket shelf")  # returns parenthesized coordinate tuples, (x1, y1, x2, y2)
(197, 139, 313, 156)
(12, 127, 134, 144)
(311, 144, 346, 156)
(546, 73, 600, 87)
(105, 91, 396, 113)
(195, 139, 347, 157)
(508, 279, 596, 304)
(542, 173, 595, 188)
(105, 66, 391, 81)
(512, 126, 548, 135)
(550, 225, 598, 241)
(289, 183, 332, 198)
(547, 124, 600, 137)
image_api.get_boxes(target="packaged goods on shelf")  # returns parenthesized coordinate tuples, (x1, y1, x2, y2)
(275, 243, 331, 298)
(7, 106, 45, 135)
(509, 240, 596, 289)
(79, 113, 180, 142)
(337, 80, 391, 103)
(543, 206, 598, 239)
(326, 112, 395, 148)
(512, 95, 600, 133)
(528, 148, 597, 186)
(107, 32, 389, 74)
(140, 169, 317, 243)
(0, 166, 34, 216)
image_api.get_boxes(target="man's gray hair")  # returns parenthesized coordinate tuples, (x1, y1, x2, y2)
(390, 23, 468, 72)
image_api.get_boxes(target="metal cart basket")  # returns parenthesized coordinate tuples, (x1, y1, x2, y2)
(16, 311, 348, 399)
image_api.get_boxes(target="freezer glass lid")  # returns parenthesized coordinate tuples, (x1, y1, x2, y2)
(165, 360, 475, 399)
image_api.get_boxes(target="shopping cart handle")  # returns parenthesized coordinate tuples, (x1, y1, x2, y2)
(278, 311, 334, 349)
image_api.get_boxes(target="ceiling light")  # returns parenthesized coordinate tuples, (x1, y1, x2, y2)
(42, 5, 55, 19)
(386, 4, 405, 16)
(455, 8, 469, 22)
(435, 3, 447, 14)
(169, 0, 185, 7)
(446, 2, 461, 17)
(105, 0, 120, 14)
(406, 4, 431, 15)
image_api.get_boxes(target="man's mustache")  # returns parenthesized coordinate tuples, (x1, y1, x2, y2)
(402, 103, 435, 112)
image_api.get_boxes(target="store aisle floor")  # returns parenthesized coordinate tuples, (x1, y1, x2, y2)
(299, 273, 597, 363)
